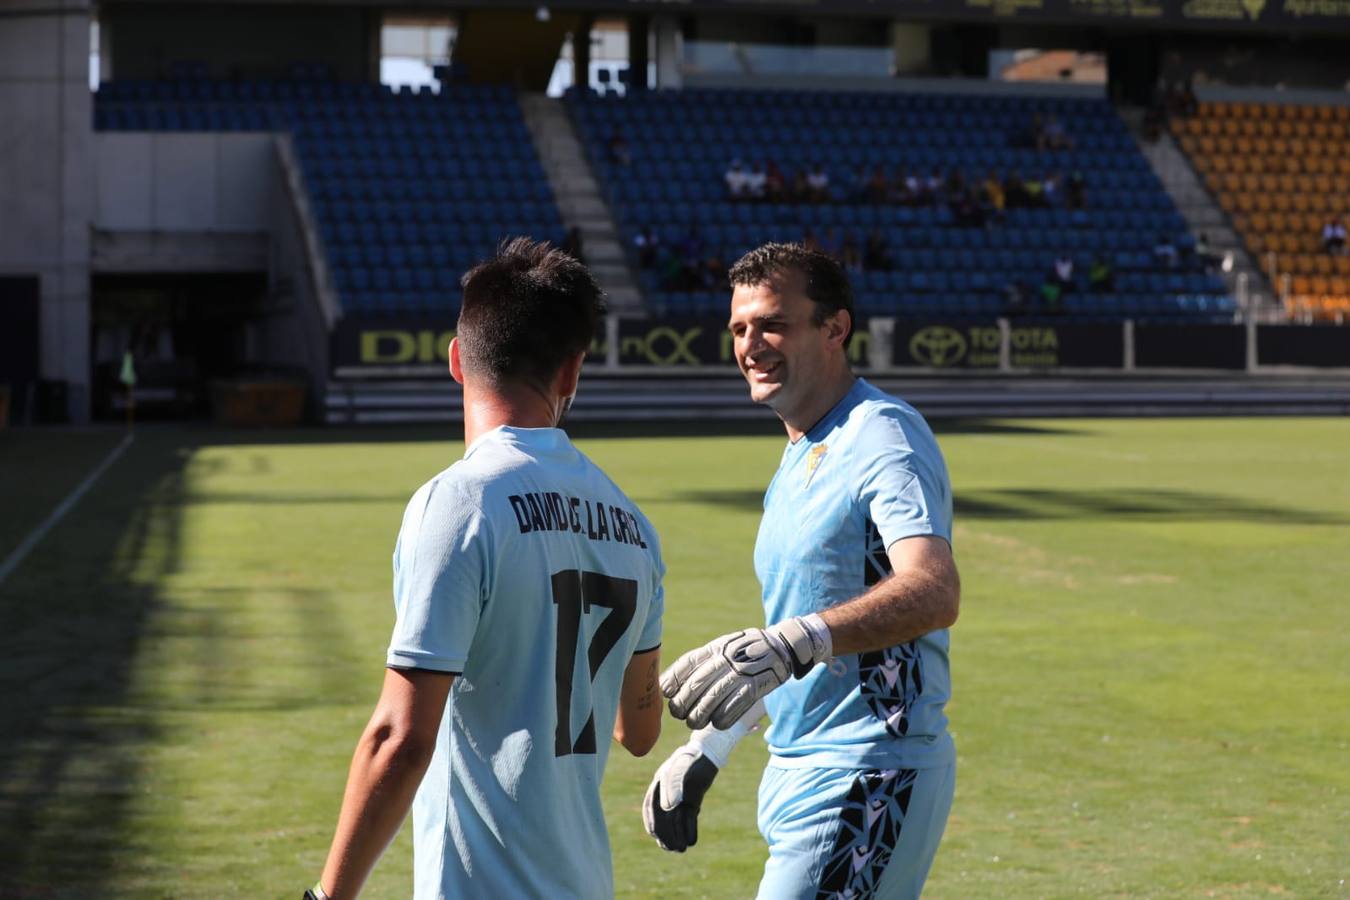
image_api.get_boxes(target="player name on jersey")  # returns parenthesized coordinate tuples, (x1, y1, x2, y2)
(508, 492, 649, 549)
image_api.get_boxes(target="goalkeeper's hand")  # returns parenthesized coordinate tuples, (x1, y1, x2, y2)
(661, 614, 832, 730)
(642, 743, 719, 852)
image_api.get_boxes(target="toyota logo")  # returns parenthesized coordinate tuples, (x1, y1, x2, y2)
(909, 327, 968, 367)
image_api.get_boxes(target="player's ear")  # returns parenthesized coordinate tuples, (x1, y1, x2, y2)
(555, 350, 584, 399)
(824, 309, 851, 350)
(449, 337, 466, 385)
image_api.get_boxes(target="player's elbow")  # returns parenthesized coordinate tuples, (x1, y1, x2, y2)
(614, 718, 661, 757)
(362, 719, 437, 772)
(935, 572, 961, 630)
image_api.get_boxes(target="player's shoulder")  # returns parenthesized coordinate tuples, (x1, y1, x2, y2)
(841, 380, 939, 452)
(574, 446, 665, 557)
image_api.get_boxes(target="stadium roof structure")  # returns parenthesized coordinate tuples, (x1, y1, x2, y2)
(98, 0, 1350, 35)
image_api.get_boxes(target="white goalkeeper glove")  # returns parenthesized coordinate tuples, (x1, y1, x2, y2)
(661, 614, 832, 730)
(642, 700, 765, 852)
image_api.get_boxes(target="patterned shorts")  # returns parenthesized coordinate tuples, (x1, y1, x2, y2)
(755, 763, 955, 900)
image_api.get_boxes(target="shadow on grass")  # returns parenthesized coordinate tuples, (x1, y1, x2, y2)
(127, 415, 1089, 448)
(0, 436, 188, 893)
(667, 486, 1344, 525)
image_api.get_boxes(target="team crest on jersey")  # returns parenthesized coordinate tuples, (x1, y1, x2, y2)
(804, 444, 829, 487)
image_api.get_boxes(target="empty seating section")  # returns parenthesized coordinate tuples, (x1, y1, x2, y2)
(571, 88, 1232, 321)
(95, 79, 564, 315)
(1174, 102, 1350, 322)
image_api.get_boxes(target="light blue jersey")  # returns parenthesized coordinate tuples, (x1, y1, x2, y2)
(755, 379, 955, 771)
(387, 426, 664, 900)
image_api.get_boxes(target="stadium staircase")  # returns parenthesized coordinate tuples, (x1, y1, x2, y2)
(519, 94, 643, 312)
(1171, 100, 1350, 323)
(1130, 118, 1277, 320)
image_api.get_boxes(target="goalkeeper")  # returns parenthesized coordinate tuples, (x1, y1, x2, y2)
(644, 244, 960, 899)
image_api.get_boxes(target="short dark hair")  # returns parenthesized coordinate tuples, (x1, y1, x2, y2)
(727, 242, 854, 342)
(458, 237, 606, 387)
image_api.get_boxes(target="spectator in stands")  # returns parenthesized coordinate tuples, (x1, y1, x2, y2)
(1052, 254, 1075, 293)
(1154, 234, 1179, 268)
(606, 133, 631, 167)
(790, 168, 810, 204)
(982, 172, 1005, 215)
(765, 162, 786, 203)
(945, 169, 966, 201)
(704, 252, 729, 289)
(1066, 171, 1087, 210)
(1192, 232, 1222, 272)
(746, 162, 769, 201)
(1043, 172, 1062, 207)
(953, 189, 985, 228)
(1042, 116, 1073, 151)
(1023, 174, 1045, 208)
(806, 164, 831, 203)
(923, 168, 944, 205)
(1004, 171, 1029, 209)
(863, 230, 892, 271)
(1168, 79, 1199, 118)
(725, 160, 749, 200)
(1088, 255, 1115, 292)
(841, 232, 863, 274)
(1004, 279, 1031, 318)
(1038, 276, 1064, 314)
(1322, 216, 1347, 255)
(562, 226, 585, 264)
(802, 229, 821, 253)
(677, 228, 705, 285)
(1031, 114, 1048, 151)
(901, 171, 923, 205)
(866, 167, 890, 204)
(634, 227, 660, 269)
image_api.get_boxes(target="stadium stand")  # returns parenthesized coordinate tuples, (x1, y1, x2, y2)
(569, 88, 1235, 322)
(95, 72, 565, 315)
(1173, 101, 1350, 323)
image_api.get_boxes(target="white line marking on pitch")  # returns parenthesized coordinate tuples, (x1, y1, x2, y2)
(0, 433, 135, 588)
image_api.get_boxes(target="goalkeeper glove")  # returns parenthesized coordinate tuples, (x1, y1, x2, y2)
(661, 614, 831, 730)
(642, 699, 765, 852)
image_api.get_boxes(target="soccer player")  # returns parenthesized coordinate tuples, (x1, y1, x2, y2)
(307, 239, 665, 900)
(644, 244, 959, 899)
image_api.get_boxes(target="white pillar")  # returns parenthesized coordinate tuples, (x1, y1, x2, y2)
(0, 0, 94, 422)
(653, 15, 681, 90)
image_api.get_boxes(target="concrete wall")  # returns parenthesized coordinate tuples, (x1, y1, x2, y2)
(102, 4, 376, 81)
(93, 132, 274, 232)
(0, 0, 94, 420)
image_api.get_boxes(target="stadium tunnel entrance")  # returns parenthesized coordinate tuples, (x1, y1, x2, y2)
(91, 273, 269, 422)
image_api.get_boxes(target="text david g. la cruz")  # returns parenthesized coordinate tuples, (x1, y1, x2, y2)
(508, 492, 648, 549)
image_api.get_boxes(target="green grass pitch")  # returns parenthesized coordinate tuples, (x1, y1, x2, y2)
(0, 417, 1347, 898)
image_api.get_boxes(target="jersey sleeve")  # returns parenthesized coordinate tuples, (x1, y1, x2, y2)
(854, 408, 953, 547)
(635, 517, 665, 653)
(387, 478, 493, 673)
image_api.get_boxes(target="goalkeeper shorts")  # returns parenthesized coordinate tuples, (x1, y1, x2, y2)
(755, 761, 955, 900)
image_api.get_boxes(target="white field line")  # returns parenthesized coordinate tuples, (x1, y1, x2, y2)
(0, 433, 135, 588)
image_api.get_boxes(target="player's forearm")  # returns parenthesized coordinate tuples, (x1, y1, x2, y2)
(320, 724, 435, 899)
(820, 561, 960, 656)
